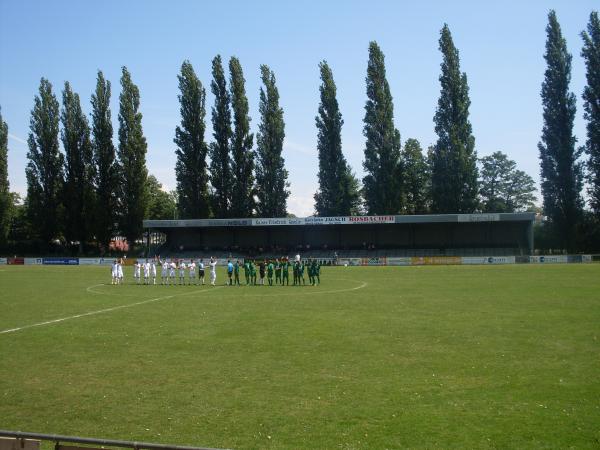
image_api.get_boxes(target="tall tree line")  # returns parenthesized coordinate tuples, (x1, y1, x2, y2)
(314, 61, 360, 216)
(20, 69, 151, 252)
(6, 11, 600, 254)
(581, 11, 600, 218)
(538, 11, 584, 251)
(0, 108, 10, 244)
(430, 24, 478, 214)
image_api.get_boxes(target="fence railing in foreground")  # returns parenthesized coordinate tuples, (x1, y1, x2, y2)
(0, 431, 227, 450)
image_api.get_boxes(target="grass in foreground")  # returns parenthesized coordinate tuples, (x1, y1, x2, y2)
(1, 264, 599, 449)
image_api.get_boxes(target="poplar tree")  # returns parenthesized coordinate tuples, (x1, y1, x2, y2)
(209, 55, 232, 218)
(61, 82, 95, 252)
(539, 11, 583, 250)
(362, 41, 402, 215)
(175, 60, 211, 219)
(91, 71, 118, 250)
(582, 11, 600, 216)
(431, 24, 478, 213)
(26, 78, 64, 244)
(117, 67, 148, 249)
(229, 56, 255, 218)
(401, 138, 429, 214)
(0, 107, 10, 244)
(255, 65, 289, 217)
(314, 60, 360, 216)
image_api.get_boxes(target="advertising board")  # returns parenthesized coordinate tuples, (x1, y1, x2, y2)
(386, 257, 412, 266)
(24, 258, 43, 265)
(361, 257, 387, 266)
(338, 258, 362, 266)
(461, 256, 516, 265)
(0, 257, 7, 264)
(529, 255, 568, 264)
(410, 256, 462, 265)
(79, 258, 103, 265)
(42, 257, 79, 265)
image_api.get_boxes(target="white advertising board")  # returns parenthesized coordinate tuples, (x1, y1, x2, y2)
(24, 257, 43, 265)
(0, 257, 7, 264)
(461, 256, 516, 265)
(79, 258, 102, 265)
(386, 257, 412, 266)
(529, 255, 568, 264)
(338, 258, 362, 266)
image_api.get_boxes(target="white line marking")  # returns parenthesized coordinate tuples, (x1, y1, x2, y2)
(233, 281, 368, 297)
(86, 283, 143, 296)
(1, 278, 367, 335)
(0, 286, 224, 335)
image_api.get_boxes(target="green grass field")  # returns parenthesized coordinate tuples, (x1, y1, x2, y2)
(1, 264, 599, 449)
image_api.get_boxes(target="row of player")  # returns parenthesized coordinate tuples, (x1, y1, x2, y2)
(110, 256, 322, 286)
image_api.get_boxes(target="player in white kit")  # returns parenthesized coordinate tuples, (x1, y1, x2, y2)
(178, 260, 186, 285)
(188, 260, 196, 285)
(169, 260, 176, 285)
(160, 258, 168, 284)
(150, 259, 157, 285)
(143, 260, 150, 285)
(117, 259, 124, 284)
(134, 262, 141, 284)
(111, 260, 118, 285)
(209, 257, 217, 286)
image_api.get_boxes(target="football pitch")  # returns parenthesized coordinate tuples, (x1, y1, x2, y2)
(1, 264, 599, 449)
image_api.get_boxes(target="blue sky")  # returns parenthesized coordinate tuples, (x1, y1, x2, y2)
(0, 0, 597, 216)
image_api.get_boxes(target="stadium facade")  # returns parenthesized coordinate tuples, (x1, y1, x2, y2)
(143, 212, 535, 258)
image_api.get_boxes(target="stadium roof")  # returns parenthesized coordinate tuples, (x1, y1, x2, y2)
(144, 212, 535, 229)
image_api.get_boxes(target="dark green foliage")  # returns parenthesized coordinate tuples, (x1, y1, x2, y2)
(479, 151, 536, 212)
(91, 71, 118, 251)
(26, 78, 64, 244)
(229, 56, 255, 218)
(255, 65, 289, 217)
(61, 82, 95, 251)
(146, 174, 177, 220)
(431, 25, 478, 213)
(582, 11, 600, 216)
(362, 42, 402, 215)
(538, 11, 584, 251)
(314, 61, 361, 216)
(117, 67, 148, 249)
(401, 138, 429, 214)
(0, 107, 10, 244)
(209, 55, 232, 218)
(174, 60, 211, 219)
(7, 193, 28, 243)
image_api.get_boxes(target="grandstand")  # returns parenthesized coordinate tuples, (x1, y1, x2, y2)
(143, 212, 535, 259)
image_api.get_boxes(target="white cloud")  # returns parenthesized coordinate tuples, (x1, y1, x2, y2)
(284, 140, 316, 156)
(8, 133, 27, 145)
(287, 193, 315, 217)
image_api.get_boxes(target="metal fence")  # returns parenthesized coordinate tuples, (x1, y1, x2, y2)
(0, 431, 226, 450)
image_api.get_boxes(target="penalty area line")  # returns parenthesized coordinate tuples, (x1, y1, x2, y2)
(0, 286, 224, 335)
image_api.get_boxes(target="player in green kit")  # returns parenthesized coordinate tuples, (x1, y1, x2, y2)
(282, 258, 290, 285)
(314, 259, 321, 285)
(244, 260, 250, 285)
(250, 260, 257, 285)
(267, 260, 274, 286)
(299, 260, 306, 285)
(307, 258, 315, 285)
(292, 260, 299, 285)
(234, 259, 241, 285)
(275, 258, 282, 285)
